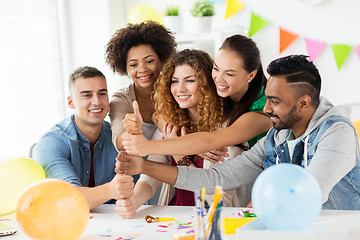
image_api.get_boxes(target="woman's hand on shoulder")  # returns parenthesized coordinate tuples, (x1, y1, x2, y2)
(162, 123, 186, 140)
(198, 147, 228, 164)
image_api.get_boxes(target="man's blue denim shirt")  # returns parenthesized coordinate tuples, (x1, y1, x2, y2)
(34, 115, 117, 187)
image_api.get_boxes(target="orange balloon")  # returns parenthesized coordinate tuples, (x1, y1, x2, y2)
(16, 179, 89, 240)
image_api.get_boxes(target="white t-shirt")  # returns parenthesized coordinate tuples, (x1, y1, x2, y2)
(286, 131, 304, 161)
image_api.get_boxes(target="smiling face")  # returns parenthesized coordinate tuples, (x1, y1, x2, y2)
(212, 48, 256, 102)
(68, 76, 109, 129)
(170, 64, 200, 120)
(263, 76, 302, 131)
(126, 44, 162, 89)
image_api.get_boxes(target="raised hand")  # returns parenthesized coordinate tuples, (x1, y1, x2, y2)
(115, 197, 138, 219)
(115, 150, 144, 175)
(123, 101, 143, 135)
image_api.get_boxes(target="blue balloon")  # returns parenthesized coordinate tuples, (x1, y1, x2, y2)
(252, 163, 322, 231)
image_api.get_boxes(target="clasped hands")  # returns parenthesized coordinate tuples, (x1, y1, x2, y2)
(114, 101, 145, 218)
(114, 101, 229, 218)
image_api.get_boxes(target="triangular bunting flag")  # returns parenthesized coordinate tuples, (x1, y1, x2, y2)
(331, 44, 352, 70)
(305, 38, 326, 62)
(248, 12, 269, 37)
(279, 27, 299, 54)
(354, 45, 360, 60)
(225, 0, 245, 19)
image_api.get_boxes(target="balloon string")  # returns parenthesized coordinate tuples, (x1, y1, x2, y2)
(303, 135, 310, 169)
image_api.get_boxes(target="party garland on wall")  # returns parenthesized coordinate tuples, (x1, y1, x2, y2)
(217, 0, 360, 70)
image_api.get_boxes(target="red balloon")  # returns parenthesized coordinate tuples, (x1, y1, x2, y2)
(16, 179, 89, 240)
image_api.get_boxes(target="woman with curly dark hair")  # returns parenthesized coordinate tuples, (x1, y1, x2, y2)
(105, 21, 177, 152)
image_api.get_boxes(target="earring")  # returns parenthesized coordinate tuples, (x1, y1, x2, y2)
(248, 80, 251, 83)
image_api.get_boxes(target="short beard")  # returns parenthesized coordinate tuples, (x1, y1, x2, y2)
(273, 105, 301, 131)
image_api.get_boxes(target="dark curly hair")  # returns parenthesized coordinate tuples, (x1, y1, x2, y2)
(153, 49, 224, 134)
(105, 21, 177, 75)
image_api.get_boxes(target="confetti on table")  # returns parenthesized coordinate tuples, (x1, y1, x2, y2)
(98, 228, 112, 237)
(133, 224, 144, 228)
(156, 229, 168, 232)
(128, 234, 140, 237)
(177, 221, 192, 226)
(115, 233, 141, 240)
(158, 225, 169, 228)
(176, 226, 192, 230)
(89, 215, 93, 219)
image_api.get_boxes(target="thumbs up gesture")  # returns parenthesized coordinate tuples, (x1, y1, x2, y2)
(123, 101, 143, 135)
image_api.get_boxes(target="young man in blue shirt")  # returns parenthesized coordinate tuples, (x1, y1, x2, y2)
(34, 66, 134, 210)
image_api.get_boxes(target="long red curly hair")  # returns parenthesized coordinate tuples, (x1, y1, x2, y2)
(153, 49, 224, 134)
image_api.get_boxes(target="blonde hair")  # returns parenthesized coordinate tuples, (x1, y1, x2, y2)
(153, 49, 224, 134)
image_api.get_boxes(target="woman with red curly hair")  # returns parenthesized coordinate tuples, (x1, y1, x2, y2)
(123, 35, 272, 161)
(119, 35, 273, 212)
(105, 21, 177, 153)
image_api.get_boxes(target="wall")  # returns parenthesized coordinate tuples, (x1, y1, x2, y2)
(60, 0, 360, 107)
(0, 0, 63, 159)
(238, 0, 360, 106)
(57, 0, 129, 117)
(114, 0, 360, 107)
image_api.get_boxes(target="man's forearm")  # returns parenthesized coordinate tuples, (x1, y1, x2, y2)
(142, 160, 178, 185)
(77, 184, 111, 210)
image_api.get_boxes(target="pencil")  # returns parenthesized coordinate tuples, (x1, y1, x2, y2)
(201, 187, 206, 210)
(205, 186, 223, 238)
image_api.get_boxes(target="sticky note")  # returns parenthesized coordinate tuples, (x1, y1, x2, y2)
(223, 217, 257, 234)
